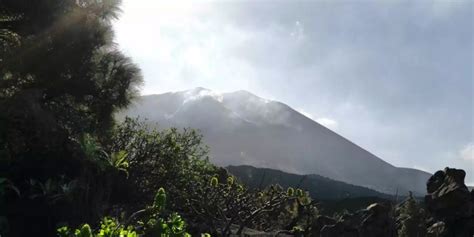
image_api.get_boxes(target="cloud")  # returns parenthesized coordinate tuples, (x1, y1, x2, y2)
(460, 144, 474, 162)
(290, 21, 305, 41)
(114, 0, 473, 183)
(297, 108, 314, 120)
(315, 118, 338, 130)
(296, 109, 339, 131)
(296, 108, 338, 130)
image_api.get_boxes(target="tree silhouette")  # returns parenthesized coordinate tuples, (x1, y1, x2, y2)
(0, 1, 141, 236)
(397, 192, 427, 237)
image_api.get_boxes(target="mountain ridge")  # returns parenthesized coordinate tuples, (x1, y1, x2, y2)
(119, 88, 432, 195)
(226, 165, 393, 200)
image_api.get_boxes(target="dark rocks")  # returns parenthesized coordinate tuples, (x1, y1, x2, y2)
(360, 203, 395, 237)
(320, 222, 358, 237)
(314, 202, 396, 237)
(425, 167, 474, 237)
(427, 221, 447, 237)
(311, 215, 337, 236)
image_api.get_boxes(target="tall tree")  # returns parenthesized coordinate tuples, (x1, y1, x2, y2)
(0, 0, 142, 136)
(0, 1, 141, 236)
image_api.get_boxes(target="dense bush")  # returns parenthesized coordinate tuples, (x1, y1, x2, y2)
(105, 118, 321, 236)
(106, 118, 218, 211)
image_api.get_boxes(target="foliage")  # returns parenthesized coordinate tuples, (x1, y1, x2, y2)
(57, 188, 194, 237)
(141, 213, 190, 237)
(0, 177, 19, 197)
(226, 165, 391, 200)
(0, 0, 141, 235)
(0, 1, 453, 237)
(107, 118, 217, 212)
(396, 192, 428, 237)
(0, 178, 19, 235)
(0, 0, 142, 136)
(57, 218, 137, 237)
(183, 174, 320, 236)
(104, 118, 323, 236)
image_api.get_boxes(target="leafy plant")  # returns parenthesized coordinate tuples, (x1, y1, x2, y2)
(57, 188, 194, 237)
(57, 218, 137, 237)
(27, 178, 77, 204)
(0, 178, 20, 197)
(106, 151, 130, 177)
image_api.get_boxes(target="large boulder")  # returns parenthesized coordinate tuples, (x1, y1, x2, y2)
(359, 203, 396, 237)
(425, 167, 474, 236)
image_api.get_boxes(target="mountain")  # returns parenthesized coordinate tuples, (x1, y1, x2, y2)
(226, 165, 392, 200)
(118, 87, 431, 195)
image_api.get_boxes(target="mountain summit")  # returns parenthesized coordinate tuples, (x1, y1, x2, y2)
(119, 88, 431, 195)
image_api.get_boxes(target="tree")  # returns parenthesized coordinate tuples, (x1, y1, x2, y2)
(0, 1, 141, 236)
(0, 0, 142, 137)
(397, 192, 428, 237)
(107, 118, 216, 212)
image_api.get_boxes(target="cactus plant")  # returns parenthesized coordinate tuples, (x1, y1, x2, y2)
(210, 177, 218, 187)
(287, 187, 295, 197)
(154, 187, 167, 210)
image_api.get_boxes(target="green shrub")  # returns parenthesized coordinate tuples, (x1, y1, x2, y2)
(57, 188, 194, 237)
(57, 218, 137, 237)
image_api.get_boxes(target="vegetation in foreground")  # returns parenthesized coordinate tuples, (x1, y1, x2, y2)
(1, 0, 473, 236)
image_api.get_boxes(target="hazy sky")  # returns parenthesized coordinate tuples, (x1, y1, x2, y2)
(113, 0, 473, 184)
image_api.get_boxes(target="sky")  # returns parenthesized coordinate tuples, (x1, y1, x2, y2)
(113, 0, 474, 184)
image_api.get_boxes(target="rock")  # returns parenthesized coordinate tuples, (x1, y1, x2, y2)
(425, 167, 474, 236)
(320, 222, 358, 237)
(338, 212, 364, 230)
(310, 215, 336, 236)
(317, 203, 395, 237)
(427, 221, 447, 237)
(228, 225, 293, 237)
(359, 203, 395, 237)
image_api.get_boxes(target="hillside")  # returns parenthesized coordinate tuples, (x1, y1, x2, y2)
(118, 87, 432, 195)
(226, 165, 392, 200)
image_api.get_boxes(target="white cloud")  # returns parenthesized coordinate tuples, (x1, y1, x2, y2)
(315, 117, 338, 130)
(460, 143, 474, 161)
(296, 109, 339, 130)
(297, 108, 314, 120)
(114, 0, 260, 95)
(290, 21, 305, 41)
(412, 165, 431, 173)
(182, 88, 223, 104)
(114, 0, 473, 183)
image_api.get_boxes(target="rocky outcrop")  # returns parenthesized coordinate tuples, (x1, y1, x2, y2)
(425, 167, 474, 237)
(314, 202, 396, 237)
